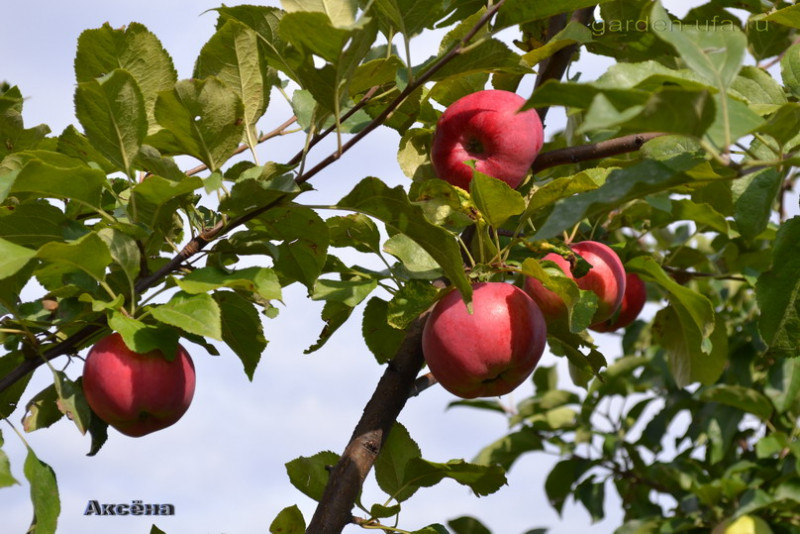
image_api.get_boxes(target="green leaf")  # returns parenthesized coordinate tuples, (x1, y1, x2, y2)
(150, 77, 245, 172)
(470, 172, 525, 228)
(269, 505, 306, 534)
(249, 205, 329, 290)
(375, 422, 422, 502)
(576, 477, 605, 522)
(0, 87, 49, 159)
(0, 351, 33, 419)
(219, 163, 300, 216)
(372, 0, 445, 39)
(781, 42, 800, 99)
(107, 312, 181, 357)
(285, 451, 340, 501)
(337, 177, 471, 301)
(177, 266, 281, 301)
(22, 384, 63, 433)
(24, 446, 60, 534)
(96, 228, 141, 290)
(0, 431, 19, 488)
(430, 39, 528, 81)
(757, 217, 800, 357)
(129, 174, 203, 229)
(705, 93, 765, 149)
(327, 213, 381, 253)
(194, 19, 269, 150)
(472, 427, 544, 470)
(732, 168, 781, 241)
(362, 297, 406, 364)
(650, 1, 746, 89)
(75, 22, 177, 135)
(765, 358, 800, 414)
(305, 300, 355, 354)
(281, 0, 358, 28)
(401, 458, 506, 498)
(36, 232, 113, 285)
(522, 21, 593, 67)
(150, 526, 168, 534)
(495, 0, 613, 29)
(74, 69, 147, 177)
(520, 257, 597, 333)
(3, 157, 105, 208)
(52, 371, 92, 435)
(387, 280, 438, 330)
(0, 202, 67, 249)
(151, 291, 222, 341)
(214, 292, 267, 380)
(533, 154, 704, 240)
(312, 278, 377, 307)
(448, 516, 492, 534)
(699, 385, 774, 420)
(0, 238, 36, 280)
(758, 103, 800, 148)
(544, 456, 595, 515)
(384, 233, 443, 280)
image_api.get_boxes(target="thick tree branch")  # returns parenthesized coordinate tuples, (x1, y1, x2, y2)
(535, 7, 596, 125)
(530, 132, 666, 173)
(306, 314, 428, 534)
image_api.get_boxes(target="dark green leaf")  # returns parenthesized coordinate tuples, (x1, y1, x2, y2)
(24, 446, 60, 534)
(3, 157, 105, 208)
(448, 516, 492, 534)
(305, 300, 355, 354)
(337, 177, 471, 302)
(732, 168, 781, 241)
(496, 0, 614, 29)
(401, 458, 506, 498)
(269, 505, 306, 534)
(327, 213, 381, 253)
(219, 163, 300, 216)
(375, 422, 422, 502)
(544, 456, 594, 514)
(699, 385, 773, 420)
(765, 358, 800, 414)
(0, 352, 33, 419)
(285, 451, 340, 501)
(74, 69, 147, 176)
(757, 217, 800, 357)
(0, 202, 67, 249)
(362, 297, 406, 364)
(215, 292, 267, 380)
(150, 77, 244, 172)
(96, 228, 141, 290)
(472, 427, 544, 470)
(22, 384, 62, 432)
(52, 371, 92, 435)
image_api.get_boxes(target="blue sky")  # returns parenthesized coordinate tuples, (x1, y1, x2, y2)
(0, 1, 721, 533)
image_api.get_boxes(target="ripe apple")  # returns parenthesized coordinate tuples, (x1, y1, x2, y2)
(430, 89, 544, 190)
(82, 333, 196, 437)
(591, 272, 647, 332)
(524, 241, 626, 327)
(421, 282, 547, 399)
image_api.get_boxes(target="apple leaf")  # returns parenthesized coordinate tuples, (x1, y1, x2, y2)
(285, 451, 340, 502)
(545, 456, 596, 515)
(533, 155, 703, 240)
(75, 22, 177, 135)
(150, 526, 168, 534)
(705, 93, 765, 148)
(52, 372, 93, 435)
(0, 202, 67, 249)
(362, 297, 406, 364)
(0, 238, 36, 280)
(0, 351, 32, 419)
(311, 278, 378, 307)
(269, 505, 306, 534)
(151, 291, 223, 341)
(214, 291, 267, 380)
(108, 312, 181, 358)
(176, 266, 282, 302)
(384, 233, 443, 280)
(327, 213, 382, 254)
(765, 358, 800, 414)
(374, 421, 423, 502)
(495, 0, 613, 29)
(699, 385, 774, 421)
(387, 279, 439, 330)
(782, 42, 800, 99)
(22, 384, 62, 433)
(337, 177, 471, 302)
(149, 77, 245, 172)
(732, 167, 782, 241)
(469, 172, 525, 229)
(195, 18, 269, 150)
(0, 431, 18, 488)
(3, 157, 105, 209)
(472, 427, 544, 471)
(305, 300, 355, 354)
(130, 174, 204, 229)
(23, 445, 60, 534)
(400, 458, 507, 498)
(74, 69, 147, 177)
(35, 233, 113, 289)
(448, 516, 492, 534)
(650, 1, 746, 89)
(0, 86, 49, 159)
(96, 228, 141, 291)
(757, 216, 800, 358)
(219, 163, 300, 216)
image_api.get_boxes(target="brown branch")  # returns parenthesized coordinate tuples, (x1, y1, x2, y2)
(534, 6, 596, 125)
(306, 314, 428, 534)
(530, 132, 666, 173)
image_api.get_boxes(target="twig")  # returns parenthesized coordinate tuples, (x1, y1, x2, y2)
(530, 132, 666, 173)
(534, 6, 596, 124)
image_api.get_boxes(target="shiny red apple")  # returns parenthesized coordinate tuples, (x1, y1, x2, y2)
(422, 282, 547, 399)
(524, 241, 626, 327)
(430, 89, 544, 190)
(591, 272, 647, 332)
(82, 333, 196, 437)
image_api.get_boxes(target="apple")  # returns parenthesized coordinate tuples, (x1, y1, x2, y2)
(82, 333, 196, 437)
(591, 272, 647, 332)
(524, 241, 626, 327)
(430, 89, 544, 190)
(421, 282, 547, 399)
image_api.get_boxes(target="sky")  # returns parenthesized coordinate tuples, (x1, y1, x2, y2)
(0, 1, 721, 534)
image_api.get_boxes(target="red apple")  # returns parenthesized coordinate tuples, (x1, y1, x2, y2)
(524, 241, 626, 327)
(430, 89, 544, 190)
(591, 272, 647, 332)
(82, 333, 196, 437)
(421, 282, 547, 399)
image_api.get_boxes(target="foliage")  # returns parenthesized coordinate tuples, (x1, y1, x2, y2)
(1, 0, 800, 533)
